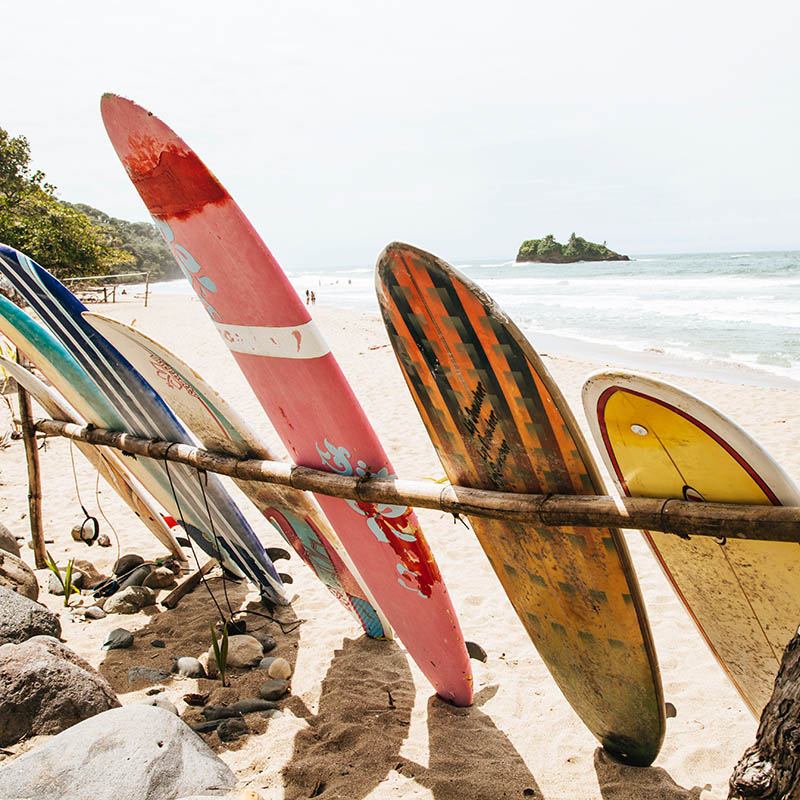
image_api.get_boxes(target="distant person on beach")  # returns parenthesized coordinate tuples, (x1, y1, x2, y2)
(310, 291, 316, 305)
(305, 289, 310, 305)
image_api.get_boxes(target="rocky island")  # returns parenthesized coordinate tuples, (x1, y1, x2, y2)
(517, 233, 630, 263)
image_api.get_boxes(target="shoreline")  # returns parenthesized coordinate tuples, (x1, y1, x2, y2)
(2, 292, 794, 798)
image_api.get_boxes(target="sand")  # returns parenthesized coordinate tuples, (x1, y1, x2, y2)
(1, 291, 792, 799)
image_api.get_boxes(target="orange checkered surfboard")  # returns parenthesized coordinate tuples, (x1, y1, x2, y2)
(376, 242, 665, 766)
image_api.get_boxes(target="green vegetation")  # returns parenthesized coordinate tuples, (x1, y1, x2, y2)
(45, 551, 78, 607)
(517, 233, 630, 263)
(0, 125, 178, 282)
(210, 622, 230, 686)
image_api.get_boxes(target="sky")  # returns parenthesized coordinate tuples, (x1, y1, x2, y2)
(5, 0, 800, 266)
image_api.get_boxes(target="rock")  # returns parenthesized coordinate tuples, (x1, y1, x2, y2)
(263, 709, 282, 720)
(183, 692, 209, 706)
(118, 563, 153, 590)
(0, 636, 119, 746)
(256, 633, 277, 654)
(228, 698, 277, 715)
(105, 585, 156, 614)
(258, 679, 289, 701)
(190, 718, 222, 733)
(48, 568, 84, 595)
(0, 584, 60, 645)
(198, 651, 217, 679)
(151, 638, 166, 648)
(113, 553, 144, 575)
(0, 521, 21, 557)
(0, 551, 39, 600)
(84, 605, 106, 620)
(96, 533, 112, 547)
(201, 704, 238, 721)
(173, 656, 206, 678)
(72, 558, 106, 587)
(217, 717, 247, 741)
(128, 666, 171, 684)
(102, 628, 134, 650)
(0, 705, 237, 799)
(258, 656, 277, 671)
(268, 657, 292, 680)
(140, 696, 178, 715)
(143, 566, 178, 589)
(220, 634, 263, 668)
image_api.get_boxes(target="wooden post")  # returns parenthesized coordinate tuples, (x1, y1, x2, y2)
(729, 629, 800, 798)
(144, 272, 150, 308)
(16, 355, 45, 568)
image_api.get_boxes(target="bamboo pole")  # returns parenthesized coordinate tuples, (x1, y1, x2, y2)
(31, 417, 800, 543)
(17, 360, 45, 568)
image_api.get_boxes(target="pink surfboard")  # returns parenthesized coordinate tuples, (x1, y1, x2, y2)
(101, 94, 473, 705)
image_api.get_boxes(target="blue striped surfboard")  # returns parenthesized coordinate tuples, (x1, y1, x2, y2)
(0, 244, 285, 603)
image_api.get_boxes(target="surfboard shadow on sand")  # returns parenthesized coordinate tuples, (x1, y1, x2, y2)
(594, 748, 711, 800)
(283, 641, 543, 800)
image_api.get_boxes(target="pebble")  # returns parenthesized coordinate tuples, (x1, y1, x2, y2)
(256, 634, 277, 654)
(190, 719, 221, 733)
(257, 656, 276, 671)
(105, 586, 156, 614)
(173, 657, 206, 679)
(151, 639, 166, 648)
(217, 635, 263, 668)
(268, 657, 292, 680)
(139, 696, 178, 715)
(216, 717, 247, 741)
(84, 606, 106, 620)
(128, 667, 171, 684)
(102, 628, 134, 650)
(258, 679, 289, 701)
(182, 693, 208, 706)
(228, 698, 277, 715)
(142, 567, 177, 590)
(96, 533, 112, 547)
(113, 554, 144, 576)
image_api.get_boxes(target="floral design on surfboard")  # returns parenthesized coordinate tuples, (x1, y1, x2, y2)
(316, 438, 439, 598)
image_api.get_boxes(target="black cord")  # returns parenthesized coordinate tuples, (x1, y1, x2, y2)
(162, 443, 226, 623)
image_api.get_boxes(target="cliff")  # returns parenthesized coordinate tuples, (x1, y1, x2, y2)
(516, 233, 630, 263)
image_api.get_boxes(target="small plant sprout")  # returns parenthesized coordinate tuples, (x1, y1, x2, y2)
(45, 551, 78, 606)
(210, 622, 229, 687)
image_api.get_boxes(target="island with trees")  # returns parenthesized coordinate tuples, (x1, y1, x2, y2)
(516, 233, 630, 263)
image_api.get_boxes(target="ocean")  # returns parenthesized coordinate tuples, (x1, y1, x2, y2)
(145, 250, 800, 389)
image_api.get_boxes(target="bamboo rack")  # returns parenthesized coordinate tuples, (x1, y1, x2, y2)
(30, 417, 800, 543)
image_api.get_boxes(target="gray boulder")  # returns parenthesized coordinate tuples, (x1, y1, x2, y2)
(0, 704, 237, 800)
(0, 551, 39, 600)
(0, 584, 60, 645)
(0, 521, 21, 557)
(103, 628, 134, 650)
(105, 585, 156, 614)
(0, 635, 119, 746)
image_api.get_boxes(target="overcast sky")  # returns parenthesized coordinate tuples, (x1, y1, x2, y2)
(5, 1, 800, 265)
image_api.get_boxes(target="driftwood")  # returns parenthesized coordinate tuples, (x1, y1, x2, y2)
(17, 372, 45, 569)
(160, 559, 215, 609)
(730, 629, 800, 799)
(30, 416, 800, 543)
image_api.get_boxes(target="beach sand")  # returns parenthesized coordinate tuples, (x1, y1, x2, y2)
(1, 291, 790, 799)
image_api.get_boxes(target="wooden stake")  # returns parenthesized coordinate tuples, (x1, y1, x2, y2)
(31, 417, 800, 543)
(17, 357, 45, 568)
(160, 559, 215, 609)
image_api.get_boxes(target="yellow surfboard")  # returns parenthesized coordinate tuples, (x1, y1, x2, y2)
(583, 370, 800, 715)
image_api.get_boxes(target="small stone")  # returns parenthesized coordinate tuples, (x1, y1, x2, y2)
(96, 533, 112, 547)
(226, 619, 247, 635)
(113, 554, 144, 575)
(105, 585, 156, 614)
(216, 717, 247, 741)
(263, 709, 282, 720)
(145, 687, 165, 696)
(173, 656, 206, 678)
(142, 566, 177, 590)
(182, 693, 209, 706)
(139, 696, 178, 715)
(227, 698, 277, 715)
(256, 634, 277, 654)
(190, 718, 221, 733)
(102, 628, 134, 650)
(211, 634, 262, 669)
(201, 705, 236, 721)
(118, 564, 152, 590)
(128, 666, 171, 684)
(151, 639, 166, 648)
(268, 657, 291, 680)
(258, 679, 288, 701)
(257, 656, 277, 671)
(84, 606, 106, 620)
(198, 651, 217, 679)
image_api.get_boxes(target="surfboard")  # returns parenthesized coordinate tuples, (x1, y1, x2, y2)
(377, 242, 664, 765)
(84, 312, 390, 638)
(101, 93, 472, 705)
(0, 353, 183, 558)
(582, 369, 800, 715)
(0, 246, 285, 604)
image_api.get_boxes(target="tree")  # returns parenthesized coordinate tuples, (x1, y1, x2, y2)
(0, 126, 134, 279)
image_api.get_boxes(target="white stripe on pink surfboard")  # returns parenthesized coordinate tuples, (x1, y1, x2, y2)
(100, 93, 473, 706)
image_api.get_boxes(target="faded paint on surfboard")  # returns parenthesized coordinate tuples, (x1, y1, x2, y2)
(100, 94, 472, 705)
(583, 369, 800, 715)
